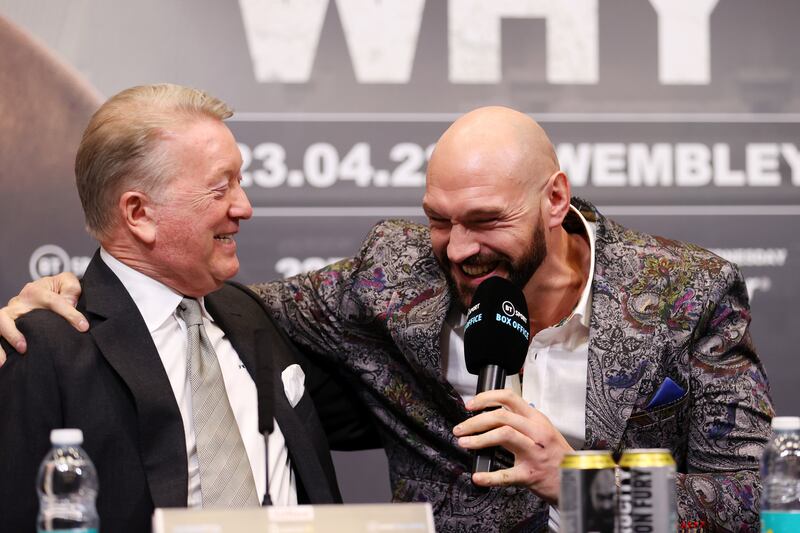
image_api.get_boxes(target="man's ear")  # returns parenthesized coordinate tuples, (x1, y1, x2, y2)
(119, 191, 157, 244)
(543, 170, 571, 229)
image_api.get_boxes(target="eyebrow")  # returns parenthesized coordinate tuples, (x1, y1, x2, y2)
(216, 167, 240, 182)
(422, 204, 504, 221)
(461, 206, 504, 220)
(421, 203, 441, 218)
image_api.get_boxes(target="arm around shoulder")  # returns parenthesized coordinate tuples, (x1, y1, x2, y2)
(248, 219, 432, 359)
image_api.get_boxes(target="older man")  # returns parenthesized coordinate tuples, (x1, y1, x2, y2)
(2, 107, 773, 532)
(0, 84, 349, 533)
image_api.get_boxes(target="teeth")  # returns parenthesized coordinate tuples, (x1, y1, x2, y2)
(215, 234, 234, 241)
(461, 263, 496, 277)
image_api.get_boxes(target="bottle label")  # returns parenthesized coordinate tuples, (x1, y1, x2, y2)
(37, 529, 98, 533)
(762, 511, 800, 532)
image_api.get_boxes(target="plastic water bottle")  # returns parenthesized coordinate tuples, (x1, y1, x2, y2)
(37, 429, 100, 533)
(761, 416, 800, 532)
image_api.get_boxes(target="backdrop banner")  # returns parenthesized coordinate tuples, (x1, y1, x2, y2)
(1, 0, 797, 502)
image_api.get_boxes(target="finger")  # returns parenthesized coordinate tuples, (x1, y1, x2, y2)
(473, 462, 562, 504)
(455, 407, 530, 437)
(0, 345, 6, 366)
(0, 306, 27, 354)
(456, 405, 553, 448)
(43, 294, 89, 332)
(53, 272, 82, 305)
(467, 389, 532, 414)
(472, 465, 530, 488)
(457, 424, 538, 457)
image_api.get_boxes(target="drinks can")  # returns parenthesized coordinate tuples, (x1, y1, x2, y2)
(560, 450, 617, 533)
(617, 448, 677, 533)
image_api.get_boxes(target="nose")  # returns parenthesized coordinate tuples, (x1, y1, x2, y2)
(230, 183, 253, 220)
(447, 224, 479, 264)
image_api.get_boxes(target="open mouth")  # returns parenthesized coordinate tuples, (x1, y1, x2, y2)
(460, 261, 499, 278)
(214, 233, 236, 243)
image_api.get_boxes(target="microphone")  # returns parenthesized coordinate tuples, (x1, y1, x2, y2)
(254, 330, 274, 436)
(463, 276, 530, 474)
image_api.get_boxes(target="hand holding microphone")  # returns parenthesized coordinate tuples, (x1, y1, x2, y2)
(462, 276, 530, 473)
(455, 276, 573, 503)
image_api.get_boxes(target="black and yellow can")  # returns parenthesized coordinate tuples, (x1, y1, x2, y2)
(618, 448, 677, 533)
(559, 450, 617, 533)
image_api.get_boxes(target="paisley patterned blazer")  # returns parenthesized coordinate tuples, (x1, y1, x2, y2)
(253, 198, 773, 533)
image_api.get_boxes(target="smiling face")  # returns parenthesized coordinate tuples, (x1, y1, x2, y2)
(147, 118, 252, 296)
(424, 158, 548, 308)
(423, 107, 559, 308)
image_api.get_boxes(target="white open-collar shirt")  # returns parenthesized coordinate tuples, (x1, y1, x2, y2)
(100, 249, 296, 507)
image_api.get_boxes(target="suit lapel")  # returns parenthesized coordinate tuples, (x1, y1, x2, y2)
(205, 289, 255, 374)
(208, 286, 337, 503)
(266, 320, 340, 503)
(583, 210, 663, 452)
(274, 389, 339, 503)
(205, 288, 274, 435)
(82, 253, 187, 507)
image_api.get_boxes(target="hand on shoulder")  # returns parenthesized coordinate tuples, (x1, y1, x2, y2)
(0, 272, 86, 365)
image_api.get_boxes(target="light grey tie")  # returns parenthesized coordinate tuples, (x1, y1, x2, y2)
(177, 297, 259, 507)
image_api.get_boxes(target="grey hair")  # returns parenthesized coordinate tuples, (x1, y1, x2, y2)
(74, 83, 233, 239)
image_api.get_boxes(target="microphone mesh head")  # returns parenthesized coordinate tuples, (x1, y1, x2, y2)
(463, 276, 530, 375)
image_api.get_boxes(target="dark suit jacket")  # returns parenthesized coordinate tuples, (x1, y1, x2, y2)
(0, 253, 342, 533)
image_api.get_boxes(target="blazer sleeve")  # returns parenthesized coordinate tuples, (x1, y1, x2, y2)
(0, 312, 66, 533)
(248, 220, 421, 362)
(676, 262, 773, 531)
(234, 280, 381, 451)
(249, 259, 365, 362)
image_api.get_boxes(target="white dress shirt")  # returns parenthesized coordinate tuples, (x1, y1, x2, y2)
(100, 249, 297, 506)
(441, 206, 597, 449)
(521, 209, 595, 451)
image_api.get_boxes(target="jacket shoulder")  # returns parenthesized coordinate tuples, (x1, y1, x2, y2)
(17, 309, 87, 351)
(211, 281, 273, 319)
(601, 216, 737, 275)
(595, 215, 748, 325)
(365, 218, 430, 241)
(0, 309, 88, 382)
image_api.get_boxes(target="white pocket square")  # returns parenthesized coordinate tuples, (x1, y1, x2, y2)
(281, 364, 306, 408)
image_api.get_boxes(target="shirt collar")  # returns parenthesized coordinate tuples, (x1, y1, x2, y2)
(560, 205, 596, 329)
(99, 248, 212, 332)
(447, 304, 467, 331)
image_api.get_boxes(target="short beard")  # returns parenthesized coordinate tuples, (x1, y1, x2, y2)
(438, 217, 547, 309)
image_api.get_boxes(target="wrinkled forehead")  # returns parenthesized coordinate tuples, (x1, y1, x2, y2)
(426, 138, 529, 190)
(427, 108, 558, 190)
(423, 162, 534, 220)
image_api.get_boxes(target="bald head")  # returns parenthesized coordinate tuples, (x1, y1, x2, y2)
(427, 106, 559, 193)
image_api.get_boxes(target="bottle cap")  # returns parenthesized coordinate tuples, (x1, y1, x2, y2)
(772, 416, 800, 431)
(50, 428, 84, 446)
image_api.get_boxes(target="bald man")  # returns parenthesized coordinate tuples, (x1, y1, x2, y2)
(1, 107, 773, 532)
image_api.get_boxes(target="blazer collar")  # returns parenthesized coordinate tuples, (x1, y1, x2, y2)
(204, 287, 256, 378)
(81, 251, 188, 508)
